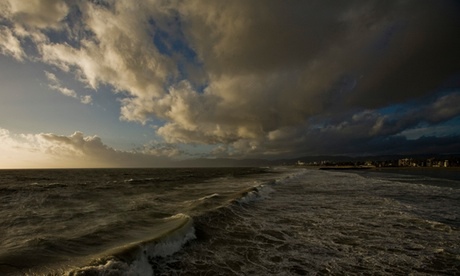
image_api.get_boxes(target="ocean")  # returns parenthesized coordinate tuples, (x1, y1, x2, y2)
(0, 167, 459, 275)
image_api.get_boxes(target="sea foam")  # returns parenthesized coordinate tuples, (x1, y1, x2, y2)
(66, 214, 195, 276)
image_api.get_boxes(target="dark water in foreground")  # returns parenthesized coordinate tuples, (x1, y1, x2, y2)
(0, 167, 459, 275)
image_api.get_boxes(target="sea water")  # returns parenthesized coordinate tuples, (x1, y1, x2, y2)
(0, 167, 459, 275)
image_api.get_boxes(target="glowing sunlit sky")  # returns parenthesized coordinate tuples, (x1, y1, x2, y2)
(1, 0, 460, 168)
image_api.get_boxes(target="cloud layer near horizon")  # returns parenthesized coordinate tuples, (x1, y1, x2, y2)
(0, 128, 175, 168)
(1, 0, 460, 159)
(1, 126, 459, 168)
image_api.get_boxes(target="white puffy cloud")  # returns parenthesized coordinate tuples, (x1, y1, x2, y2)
(0, 26, 25, 60)
(40, 1, 175, 105)
(0, 0, 69, 60)
(0, 127, 174, 168)
(0, 128, 63, 168)
(2, 0, 68, 29)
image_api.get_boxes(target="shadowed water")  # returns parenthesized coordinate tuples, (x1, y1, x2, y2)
(0, 167, 459, 275)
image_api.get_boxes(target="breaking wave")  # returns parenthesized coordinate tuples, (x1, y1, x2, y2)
(62, 168, 306, 275)
(65, 214, 195, 275)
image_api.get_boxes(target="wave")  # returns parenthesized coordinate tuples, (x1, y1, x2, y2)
(123, 178, 159, 184)
(65, 214, 195, 275)
(233, 168, 307, 205)
(232, 184, 274, 205)
(59, 168, 308, 275)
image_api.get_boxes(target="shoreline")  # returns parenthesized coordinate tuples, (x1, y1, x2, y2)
(301, 166, 460, 171)
(372, 166, 460, 171)
(318, 166, 374, 171)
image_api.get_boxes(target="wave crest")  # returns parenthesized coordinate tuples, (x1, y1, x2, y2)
(66, 214, 195, 276)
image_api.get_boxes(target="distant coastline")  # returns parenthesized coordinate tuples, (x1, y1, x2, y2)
(314, 166, 460, 171)
(316, 166, 460, 171)
(294, 154, 460, 170)
(318, 166, 374, 171)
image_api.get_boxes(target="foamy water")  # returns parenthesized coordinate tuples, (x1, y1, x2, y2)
(0, 167, 459, 275)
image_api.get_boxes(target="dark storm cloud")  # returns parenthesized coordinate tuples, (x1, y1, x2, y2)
(157, 0, 460, 156)
(350, 1, 460, 108)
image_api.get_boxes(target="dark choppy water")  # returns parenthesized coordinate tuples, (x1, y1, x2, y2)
(0, 167, 459, 275)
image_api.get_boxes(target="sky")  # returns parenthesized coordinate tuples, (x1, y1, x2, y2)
(1, 0, 460, 168)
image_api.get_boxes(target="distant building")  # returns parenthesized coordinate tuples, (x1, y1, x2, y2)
(398, 158, 410, 167)
(427, 158, 434, 167)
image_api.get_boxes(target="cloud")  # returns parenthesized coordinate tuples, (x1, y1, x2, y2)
(153, 0, 460, 155)
(363, 91, 460, 137)
(80, 95, 92, 105)
(428, 93, 460, 123)
(1, 0, 459, 158)
(135, 141, 184, 158)
(0, 128, 62, 168)
(1, 0, 69, 29)
(0, 26, 25, 60)
(45, 71, 92, 104)
(0, 127, 174, 168)
(39, 1, 175, 105)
